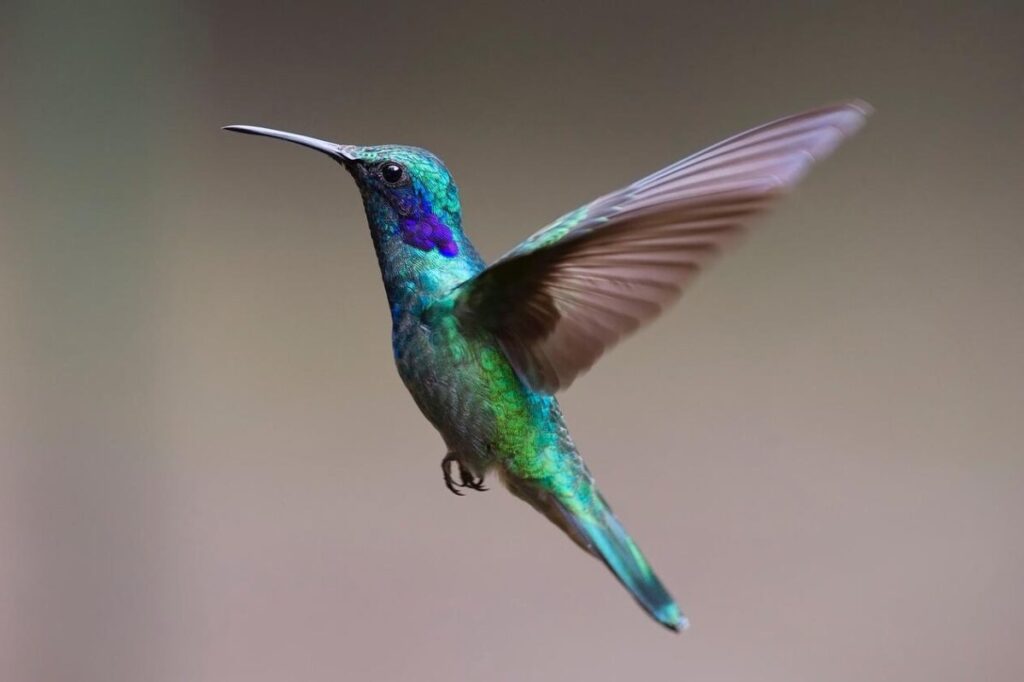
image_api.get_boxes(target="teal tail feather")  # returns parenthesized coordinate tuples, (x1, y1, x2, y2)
(504, 473, 687, 631)
(558, 494, 688, 632)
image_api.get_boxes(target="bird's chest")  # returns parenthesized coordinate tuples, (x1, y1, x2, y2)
(392, 315, 495, 452)
(391, 308, 557, 471)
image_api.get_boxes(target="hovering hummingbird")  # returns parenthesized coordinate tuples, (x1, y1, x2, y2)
(224, 100, 870, 631)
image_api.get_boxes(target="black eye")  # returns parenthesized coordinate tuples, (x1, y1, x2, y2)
(380, 161, 405, 185)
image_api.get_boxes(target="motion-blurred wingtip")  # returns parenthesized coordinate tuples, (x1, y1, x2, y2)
(847, 99, 875, 117)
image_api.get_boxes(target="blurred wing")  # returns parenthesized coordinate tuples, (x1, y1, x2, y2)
(454, 101, 871, 393)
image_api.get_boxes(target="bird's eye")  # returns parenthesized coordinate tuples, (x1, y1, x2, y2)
(380, 161, 406, 185)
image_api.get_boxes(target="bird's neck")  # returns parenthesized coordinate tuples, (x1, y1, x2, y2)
(363, 206, 485, 320)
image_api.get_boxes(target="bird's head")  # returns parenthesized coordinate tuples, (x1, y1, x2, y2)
(223, 125, 465, 259)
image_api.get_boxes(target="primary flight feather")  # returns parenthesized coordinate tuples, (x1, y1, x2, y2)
(225, 100, 870, 631)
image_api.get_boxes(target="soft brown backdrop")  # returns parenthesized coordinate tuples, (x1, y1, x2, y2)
(3, 2, 1023, 681)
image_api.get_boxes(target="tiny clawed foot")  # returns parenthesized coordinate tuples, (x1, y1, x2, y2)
(441, 453, 465, 496)
(459, 463, 488, 492)
(441, 453, 487, 495)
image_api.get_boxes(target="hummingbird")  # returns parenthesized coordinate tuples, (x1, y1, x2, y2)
(224, 100, 870, 632)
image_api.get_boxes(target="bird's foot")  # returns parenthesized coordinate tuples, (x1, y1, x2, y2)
(458, 462, 488, 492)
(441, 452, 487, 495)
(441, 453, 464, 496)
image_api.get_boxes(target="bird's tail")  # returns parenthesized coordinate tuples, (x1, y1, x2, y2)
(509, 475, 687, 631)
(570, 495, 687, 631)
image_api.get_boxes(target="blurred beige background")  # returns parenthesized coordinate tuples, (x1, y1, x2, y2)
(3, 1, 1023, 681)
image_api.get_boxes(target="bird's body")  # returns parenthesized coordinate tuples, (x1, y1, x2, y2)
(355, 148, 685, 624)
(352, 147, 568, 485)
(225, 101, 870, 631)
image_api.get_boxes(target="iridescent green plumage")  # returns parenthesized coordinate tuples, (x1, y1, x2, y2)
(224, 100, 869, 632)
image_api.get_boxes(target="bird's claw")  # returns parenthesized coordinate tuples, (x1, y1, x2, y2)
(441, 453, 465, 495)
(442, 453, 487, 495)
(459, 466, 488, 491)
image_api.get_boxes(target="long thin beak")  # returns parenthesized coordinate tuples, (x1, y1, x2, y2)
(222, 125, 357, 164)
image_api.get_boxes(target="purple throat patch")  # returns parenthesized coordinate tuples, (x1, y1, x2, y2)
(401, 213, 459, 257)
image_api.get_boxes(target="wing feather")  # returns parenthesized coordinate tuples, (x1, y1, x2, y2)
(455, 101, 871, 392)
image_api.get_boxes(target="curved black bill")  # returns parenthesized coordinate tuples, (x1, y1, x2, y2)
(222, 125, 356, 164)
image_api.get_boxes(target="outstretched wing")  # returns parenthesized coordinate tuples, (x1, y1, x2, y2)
(454, 101, 871, 393)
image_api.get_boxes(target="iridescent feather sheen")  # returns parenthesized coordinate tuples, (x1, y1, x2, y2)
(224, 101, 870, 632)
